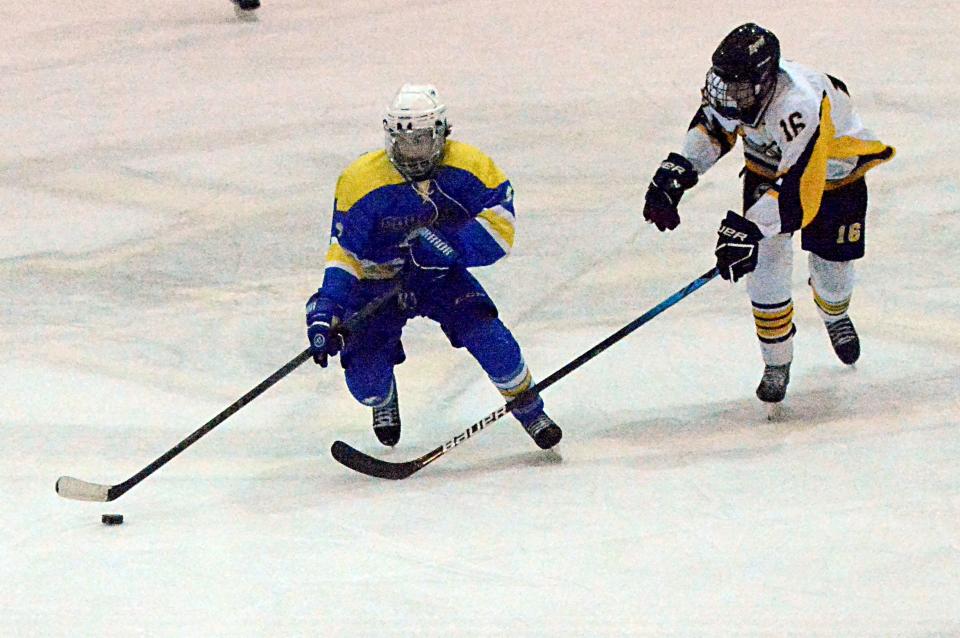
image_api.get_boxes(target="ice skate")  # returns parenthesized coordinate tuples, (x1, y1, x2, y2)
(756, 362, 790, 403)
(510, 387, 562, 450)
(372, 391, 401, 447)
(232, 0, 260, 20)
(825, 316, 860, 365)
(521, 412, 563, 450)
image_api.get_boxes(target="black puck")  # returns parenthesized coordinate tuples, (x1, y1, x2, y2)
(101, 514, 124, 526)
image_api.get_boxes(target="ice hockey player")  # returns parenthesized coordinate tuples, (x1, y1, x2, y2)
(305, 84, 562, 449)
(642, 23, 894, 404)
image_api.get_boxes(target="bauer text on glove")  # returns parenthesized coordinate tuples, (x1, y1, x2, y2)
(643, 152, 698, 231)
(714, 211, 763, 282)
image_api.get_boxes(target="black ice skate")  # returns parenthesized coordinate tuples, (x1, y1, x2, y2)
(522, 413, 563, 450)
(825, 317, 860, 365)
(231, 0, 260, 20)
(756, 362, 791, 403)
(372, 393, 401, 447)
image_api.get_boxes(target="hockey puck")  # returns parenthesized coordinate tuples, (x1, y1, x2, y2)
(101, 514, 124, 526)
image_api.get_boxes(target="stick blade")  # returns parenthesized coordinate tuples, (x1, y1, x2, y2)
(55, 476, 114, 502)
(330, 441, 426, 480)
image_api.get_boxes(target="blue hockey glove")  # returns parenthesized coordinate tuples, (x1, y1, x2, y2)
(715, 211, 764, 282)
(407, 227, 459, 280)
(305, 291, 344, 367)
(643, 152, 698, 231)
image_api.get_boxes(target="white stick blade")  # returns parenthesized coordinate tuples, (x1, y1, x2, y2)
(55, 476, 111, 502)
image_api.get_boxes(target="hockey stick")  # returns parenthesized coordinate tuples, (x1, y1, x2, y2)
(56, 283, 403, 502)
(331, 267, 720, 480)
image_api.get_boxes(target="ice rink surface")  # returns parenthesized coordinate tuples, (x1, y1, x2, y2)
(2, 1, 958, 635)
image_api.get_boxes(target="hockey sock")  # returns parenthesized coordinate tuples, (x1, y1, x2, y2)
(491, 361, 542, 420)
(808, 254, 854, 323)
(811, 284, 852, 323)
(753, 298, 795, 366)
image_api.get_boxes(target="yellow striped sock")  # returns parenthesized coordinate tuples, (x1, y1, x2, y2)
(753, 299, 796, 344)
(812, 287, 851, 317)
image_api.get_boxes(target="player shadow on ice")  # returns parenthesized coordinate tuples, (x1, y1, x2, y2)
(214, 363, 957, 515)
(219, 444, 565, 515)
(592, 364, 959, 472)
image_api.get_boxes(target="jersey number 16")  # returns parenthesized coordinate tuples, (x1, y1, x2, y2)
(837, 223, 862, 244)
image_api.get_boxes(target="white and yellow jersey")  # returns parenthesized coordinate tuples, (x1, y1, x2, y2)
(682, 59, 895, 236)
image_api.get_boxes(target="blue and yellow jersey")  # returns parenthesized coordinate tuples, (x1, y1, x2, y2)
(320, 140, 516, 306)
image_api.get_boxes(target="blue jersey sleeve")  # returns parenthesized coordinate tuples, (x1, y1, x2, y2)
(449, 180, 515, 267)
(319, 164, 385, 306)
(319, 205, 373, 307)
(435, 142, 517, 268)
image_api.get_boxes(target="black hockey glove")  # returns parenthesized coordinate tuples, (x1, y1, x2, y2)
(643, 152, 698, 231)
(715, 211, 764, 282)
(305, 291, 344, 367)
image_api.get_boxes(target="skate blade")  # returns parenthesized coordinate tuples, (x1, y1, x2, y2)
(543, 445, 563, 463)
(766, 402, 785, 421)
(234, 6, 259, 21)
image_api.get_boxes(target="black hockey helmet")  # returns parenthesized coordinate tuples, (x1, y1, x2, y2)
(704, 23, 780, 125)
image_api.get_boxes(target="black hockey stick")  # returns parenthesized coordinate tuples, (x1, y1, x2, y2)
(331, 267, 719, 480)
(56, 283, 402, 502)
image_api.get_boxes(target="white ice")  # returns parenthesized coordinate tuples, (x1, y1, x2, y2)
(2, 1, 958, 635)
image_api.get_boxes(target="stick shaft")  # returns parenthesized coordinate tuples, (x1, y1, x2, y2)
(331, 267, 720, 479)
(58, 283, 403, 501)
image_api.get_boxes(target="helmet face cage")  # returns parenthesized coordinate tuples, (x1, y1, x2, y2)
(704, 65, 776, 125)
(382, 84, 448, 181)
(384, 119, 446, 181)
(704, 67, 758, 121)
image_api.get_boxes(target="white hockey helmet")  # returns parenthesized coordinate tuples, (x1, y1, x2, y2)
(383, 84, 449, 180)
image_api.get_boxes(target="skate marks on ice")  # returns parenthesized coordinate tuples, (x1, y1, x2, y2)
(3, 0, 279, 75)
